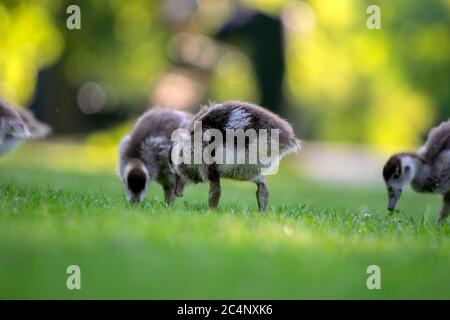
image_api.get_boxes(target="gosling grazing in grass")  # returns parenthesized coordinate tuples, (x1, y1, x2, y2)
(171, 101, 301, 212)
(118, 108, 192, 204)
(383, 119, 450, 223)
(0, 107, 52, 156)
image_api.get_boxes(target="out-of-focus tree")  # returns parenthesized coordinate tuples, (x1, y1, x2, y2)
(284, 0, 449, 149)
(0, 1, 63, 105)
(0, 0, 448, 151)
(214, 5, 285, 114)
(1, 0, 170, 134)
(56, 0, 169, 112)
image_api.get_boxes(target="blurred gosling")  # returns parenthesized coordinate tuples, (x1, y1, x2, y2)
(0, 99, 51, 156)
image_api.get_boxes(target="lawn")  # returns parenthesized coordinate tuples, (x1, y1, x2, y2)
(0, 142, 449, 299)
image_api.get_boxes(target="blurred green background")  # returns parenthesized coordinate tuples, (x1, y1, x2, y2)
(1, 0, 448, 151)
(0, 0, 449, 299)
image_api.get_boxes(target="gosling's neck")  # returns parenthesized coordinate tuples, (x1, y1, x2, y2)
(402, 153, 428, 189)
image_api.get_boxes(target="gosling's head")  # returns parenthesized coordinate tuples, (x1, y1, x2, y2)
(382, 153, 418, 211)
(120, 159, 149, 203)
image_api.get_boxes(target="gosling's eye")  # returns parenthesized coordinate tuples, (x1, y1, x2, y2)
(404, 166, 410, 173)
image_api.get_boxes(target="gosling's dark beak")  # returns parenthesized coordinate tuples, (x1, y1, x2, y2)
(130, 197, 140, 204)
(387, 189, 401, 211)
(127, 193, 142, 204)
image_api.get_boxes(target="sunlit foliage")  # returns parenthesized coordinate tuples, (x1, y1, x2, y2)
(0, 0, 448, 151)
(61, 0, 169, 111)
(209, 51, 258, 102)
(0, 1, 63, 105)
(285, 0, 448, 149)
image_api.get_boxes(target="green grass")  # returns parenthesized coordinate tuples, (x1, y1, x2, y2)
(0, 145, 449, 299)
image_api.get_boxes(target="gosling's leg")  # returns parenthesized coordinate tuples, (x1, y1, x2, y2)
(437, 193, 449, 224)
(163, 185, 176, 206)
(208, 165, 221, 209)
(175, 175, 185, 197)
(254, 175, 269, 212)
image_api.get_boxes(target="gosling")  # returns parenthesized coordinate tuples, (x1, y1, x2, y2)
(171, 101, 301, 212)
(383, 119, 450, 223)
(118, 108, 192, 204)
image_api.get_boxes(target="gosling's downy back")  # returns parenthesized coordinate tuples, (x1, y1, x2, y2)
(192, 101, 301, 156)
(418, 119, 450, 162)
(119, 108, 192, 174)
